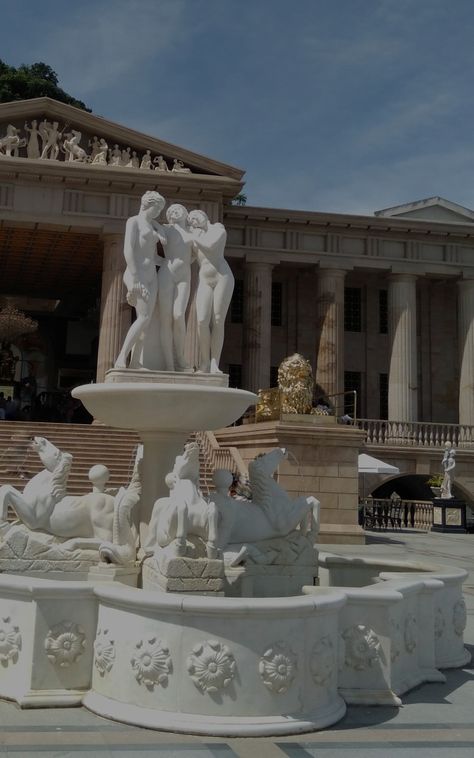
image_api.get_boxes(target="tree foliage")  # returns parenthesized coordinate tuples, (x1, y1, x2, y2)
(0, 60, 90, 111)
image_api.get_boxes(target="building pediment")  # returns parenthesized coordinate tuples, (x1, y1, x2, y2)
(0, 97, 244, 181)
(375, 196, 474, 224)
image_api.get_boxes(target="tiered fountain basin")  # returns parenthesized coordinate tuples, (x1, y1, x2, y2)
(0, 554, 468, 736)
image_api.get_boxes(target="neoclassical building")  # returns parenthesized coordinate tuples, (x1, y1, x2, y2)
(1, 98, 474, 432)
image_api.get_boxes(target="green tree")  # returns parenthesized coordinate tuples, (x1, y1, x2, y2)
(0, 60, 90, 111)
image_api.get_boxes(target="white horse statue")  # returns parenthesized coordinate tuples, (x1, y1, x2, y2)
(0, 436, 139, 565)
(145, 445, 319, 562)
(212, 447, 319, 550)
(144, 442, 219, 559)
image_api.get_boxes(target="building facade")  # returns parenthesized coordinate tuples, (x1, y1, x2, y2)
(1, 98, 474, 433)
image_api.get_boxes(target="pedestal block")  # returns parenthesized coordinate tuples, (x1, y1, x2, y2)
(431, 498, 468, 534)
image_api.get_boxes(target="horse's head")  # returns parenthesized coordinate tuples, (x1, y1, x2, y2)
(249, 447, 287, 478)
(173, 442, 200, 482)
(30, 436, 63, 472)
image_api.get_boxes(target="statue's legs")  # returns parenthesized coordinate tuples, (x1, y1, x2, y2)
(0, 485, 45, 530)
(206, 501, 219, 559)
(210, 277, 234, 373)
(196, 282, 213, 372)
(173, 279, 191, 370)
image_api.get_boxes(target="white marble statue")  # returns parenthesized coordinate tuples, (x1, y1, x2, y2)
(0, 437, 139, 565)
(189, 209, 234, 374)
(144, 442, 219, 559)
(145, 445, 319, 565)
(110, 144, 122, 166)
(130, 150, 140, 169)
(63, 130, 88, 162)
(121, 147, 131, 166)
(91, 138, 108, 165)
(89, 136, 100, 161)
(211, 448, 319, 557)
(157, 203, 193, 371)
(140, 150, 152, 170)
(154, 155, 169, 172)
(24, 120, 40, 159)
(441, 442, 456, 499)
(40, 121, 61, 160)
(0, 125, 24, 157)
(114, 191, 166, 369)
(172, 158, 191, 174)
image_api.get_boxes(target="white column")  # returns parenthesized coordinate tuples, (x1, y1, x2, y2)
(388, 274, 418, 422)
(458, 279, 474, 426)
(242, 261, 273, 392)
(315, 268, 346, 403)
(96, 233, 129, 382)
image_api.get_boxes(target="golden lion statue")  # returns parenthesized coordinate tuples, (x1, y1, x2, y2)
(278, 353, 314, 415)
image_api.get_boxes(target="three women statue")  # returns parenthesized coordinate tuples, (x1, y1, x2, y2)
(114, 191, 234, 374)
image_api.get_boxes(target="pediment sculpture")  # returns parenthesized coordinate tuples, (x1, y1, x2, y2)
(0, 119, 193, 173)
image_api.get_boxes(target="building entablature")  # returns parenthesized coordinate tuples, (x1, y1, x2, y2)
(224, 205, 474, 278)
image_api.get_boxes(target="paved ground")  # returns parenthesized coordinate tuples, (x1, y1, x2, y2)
(0, 529, 473, 757)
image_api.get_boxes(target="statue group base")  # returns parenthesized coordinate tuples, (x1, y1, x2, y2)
(431, 497, 468, 534)
(142, 555, 225, 594)
(105, 368, 229, 388)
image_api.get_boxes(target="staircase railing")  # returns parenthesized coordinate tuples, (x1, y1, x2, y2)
(357, 418, 474, 448)
(195, 431, 248, 478)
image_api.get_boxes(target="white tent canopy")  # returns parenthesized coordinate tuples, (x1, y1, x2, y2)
(358, 454, 400, 475)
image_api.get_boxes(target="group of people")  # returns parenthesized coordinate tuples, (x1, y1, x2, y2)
(115, 191, 234, 374)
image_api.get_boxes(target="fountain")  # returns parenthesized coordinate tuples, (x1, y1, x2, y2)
(0, 192, 469, 735)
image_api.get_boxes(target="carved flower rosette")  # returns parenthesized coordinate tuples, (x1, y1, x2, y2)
(44, 621, 86, 667)
(131, 637, 171, 688)
(310, 635, 334, 686)
(259, 641, 297, 694)
(187, 640, 236, 693)
(0, 616, 21, 665)
(453, 599, 467, 637)
(404, 614, 417, 653)
(342, 624, 380, 670)
(94, 628, 116, 676)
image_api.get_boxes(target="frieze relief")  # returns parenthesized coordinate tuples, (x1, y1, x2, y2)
(0, 120, 193, 175)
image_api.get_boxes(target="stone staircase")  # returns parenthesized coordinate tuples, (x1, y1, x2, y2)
(0, 422, 246, 504)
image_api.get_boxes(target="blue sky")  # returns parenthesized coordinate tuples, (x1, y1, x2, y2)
(2, 0, 474, 215)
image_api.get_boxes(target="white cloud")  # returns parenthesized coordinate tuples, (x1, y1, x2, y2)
(27, 0, 187, 97)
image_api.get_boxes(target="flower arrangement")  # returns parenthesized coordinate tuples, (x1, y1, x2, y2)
(427, 474, 443, 487)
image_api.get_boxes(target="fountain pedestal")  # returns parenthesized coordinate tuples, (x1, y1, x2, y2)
(72, 372, 257, 539)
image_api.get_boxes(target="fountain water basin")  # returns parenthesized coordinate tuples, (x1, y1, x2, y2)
(0, 553, 468, 735)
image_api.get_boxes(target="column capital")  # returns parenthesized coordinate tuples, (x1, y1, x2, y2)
(457, 277, 474, 291)
(244, 257, 275, 271)
(388, 272, 418, 283)
(317, 267, 348, 279)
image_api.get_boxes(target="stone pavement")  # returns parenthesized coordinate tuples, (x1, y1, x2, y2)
(0, 529, 473, 757)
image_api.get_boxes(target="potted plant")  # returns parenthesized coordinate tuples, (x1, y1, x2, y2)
(427, 474, 443, 498)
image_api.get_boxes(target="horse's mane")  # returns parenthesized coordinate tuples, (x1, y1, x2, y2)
(50, 452, 73, 503)
(248, 457, 280, 511)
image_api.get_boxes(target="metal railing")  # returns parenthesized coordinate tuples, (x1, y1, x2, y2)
(357, 418, 474, 448)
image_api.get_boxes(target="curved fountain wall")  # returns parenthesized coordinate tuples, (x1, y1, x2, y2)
(0, 554, 469, 736)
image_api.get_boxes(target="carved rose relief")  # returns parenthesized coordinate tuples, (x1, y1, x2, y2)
(0, 616, 21, 665)
(404, 614, 417, 653)
(131, 637, 171, 688)
(259, 641, 297, 694)
(342, 625, 381, 670)
(310, 635, 335, 686)
(44, 621, 86, 667)
(94, 628, 116, 676)
(187, 640, 236, 693)
(453, 599, 467, 637)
